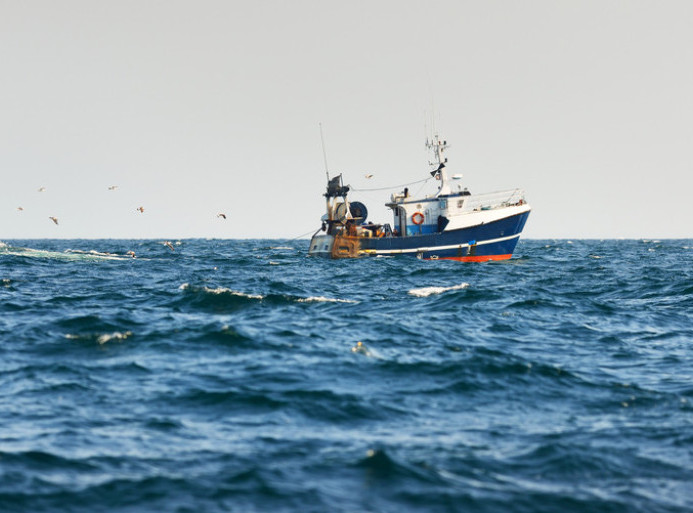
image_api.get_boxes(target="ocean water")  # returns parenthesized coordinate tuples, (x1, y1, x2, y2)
(1, 238, 692, 513)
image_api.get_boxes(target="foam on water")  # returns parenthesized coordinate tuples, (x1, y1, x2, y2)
(64, 249, 133, 261)
(1, 242, 133, 261)
(178, 283, 355, 304)
(178, 283, 264, 299)
(408, 282, 470, 297)
(64, 330, 133, 344)
(96, 331, 133, 344)
(296, 296, 357, 303)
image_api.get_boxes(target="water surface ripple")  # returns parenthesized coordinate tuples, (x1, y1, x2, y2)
(1, 239, 691, 512)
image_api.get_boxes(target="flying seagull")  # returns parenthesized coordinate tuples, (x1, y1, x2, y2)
(48, 216, 59, 225)
(163, 241, 175, 251)
(217, 213, 227, 219)
(108, 185, 118, 191)
(17, 207, 24, 211)
(365, 174, 374, 179)
(38, 186, 46, 192)
(136, 206, 144, 213)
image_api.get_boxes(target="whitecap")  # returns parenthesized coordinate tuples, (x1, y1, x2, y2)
(408, 283, 470, 297)
(179, 283, 264, 299)
(4, 245, 130, 261)
(296, 296, 357, 303)
(97, 331, 133, 344)
(65, 249, 129, 261)
(219, 289, 264, 299)
(65, 331, 133, 344)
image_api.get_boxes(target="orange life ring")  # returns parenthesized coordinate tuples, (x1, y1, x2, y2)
(411, 212, 425, 225)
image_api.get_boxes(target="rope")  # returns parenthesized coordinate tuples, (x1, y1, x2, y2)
(349, 177, 432, 192)
(289, 227, 322, 241)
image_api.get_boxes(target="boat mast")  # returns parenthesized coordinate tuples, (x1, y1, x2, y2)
(320, 123, 334, 221)
(319, 124, 351, 223)
(426, 133, 452, 195)
(319, 122, 330, 184)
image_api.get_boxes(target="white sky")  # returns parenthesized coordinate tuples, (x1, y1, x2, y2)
(1, 0, 691, 239)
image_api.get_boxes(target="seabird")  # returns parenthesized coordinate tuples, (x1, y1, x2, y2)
(365, 174, 374, 179)
(126, 251, 136, 258)
(217, 213, 227, 219)
(38, 187, 46, 192)
(136, 206, 144, 213)
(48, 216, 59, 225)
(17, 207, 24, 211)
(108, 185, 118, 190)
(163, 241, 175, 251)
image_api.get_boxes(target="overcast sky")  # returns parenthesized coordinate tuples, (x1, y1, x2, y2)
(1, 0, 691, 239)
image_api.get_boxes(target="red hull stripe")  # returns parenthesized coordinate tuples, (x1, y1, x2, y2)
(427, 254, 513, 262)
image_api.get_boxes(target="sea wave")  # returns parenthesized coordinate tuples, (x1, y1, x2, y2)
(64, 331, 133, 345)
(178, 283, 355, 305)
(296, 296, 357, 304)
(1, 243, 134, 261)
(408, 282, 470, 297)
(178, 283, 264, 299)
(64, 249, 133, 261)
(3, 239, 692, 513)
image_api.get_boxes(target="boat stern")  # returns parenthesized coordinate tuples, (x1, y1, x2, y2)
(308, 232, 363, 259)
(308, 233, 334, 258)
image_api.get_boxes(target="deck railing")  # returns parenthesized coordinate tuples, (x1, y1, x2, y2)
(460, 188, 526, 212)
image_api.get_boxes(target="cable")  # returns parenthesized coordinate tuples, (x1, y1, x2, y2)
(349, 177, 432, 192)
(289, 227, 322, 241)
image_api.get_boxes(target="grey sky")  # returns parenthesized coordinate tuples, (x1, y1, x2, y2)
(1, 0, 691, 239)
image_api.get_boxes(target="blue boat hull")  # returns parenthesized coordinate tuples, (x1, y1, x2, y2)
(363, 210, 530, 260)
(312, 209, 530, 261)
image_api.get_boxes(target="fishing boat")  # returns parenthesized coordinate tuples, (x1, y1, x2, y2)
(308, 133, 530, 261)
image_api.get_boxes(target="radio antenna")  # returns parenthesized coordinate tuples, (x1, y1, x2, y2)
(319, 123, 330, 182)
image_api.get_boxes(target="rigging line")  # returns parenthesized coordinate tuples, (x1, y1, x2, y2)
(349, 177, 432, 192)
(289, 227, 322, 241)
(411, 179, 430, 200)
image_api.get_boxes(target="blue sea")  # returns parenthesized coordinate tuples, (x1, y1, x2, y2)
(1, 238, 692, 513)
